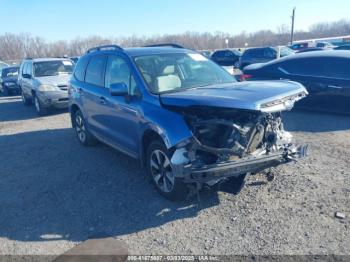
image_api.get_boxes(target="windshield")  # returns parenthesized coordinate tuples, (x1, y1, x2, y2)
(134, 53, 236, 93)
(33, 60, 73, 77)
(2, 67, 19, 77)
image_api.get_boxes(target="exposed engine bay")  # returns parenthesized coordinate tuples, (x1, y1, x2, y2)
(184, 107, 291, 164)
(167, 105, 308, 188)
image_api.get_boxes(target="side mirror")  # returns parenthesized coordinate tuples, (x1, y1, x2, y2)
(23, 74, 32, 79)
(110, 82, 128, 96)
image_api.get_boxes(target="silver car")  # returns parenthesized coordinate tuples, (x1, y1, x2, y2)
(18, 58, 73, 115)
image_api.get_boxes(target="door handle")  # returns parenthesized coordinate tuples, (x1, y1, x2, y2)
(77, 87, 83, 93)
(328, 85, 343, 89)
(99, 96, 107, 105)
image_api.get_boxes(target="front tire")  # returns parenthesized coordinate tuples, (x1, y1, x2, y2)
(34, 95, 48, 115)
(3, 87, 9, 96)
(21, 91, 32, 105)
(146, 140, 188, 201)
(73, 110, 98, 146)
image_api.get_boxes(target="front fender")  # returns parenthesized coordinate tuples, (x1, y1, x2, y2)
(141, 105, 193, 149)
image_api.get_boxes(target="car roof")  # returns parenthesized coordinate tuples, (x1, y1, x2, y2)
(123, 47, 196, 56)
(25, 58, 72, 62)
(2, 65, 19, 70)
(246, 47, 274, 50)
(265, 50, 350, 66)
(212, 49, 241, 54)
(285, 50, 350, 59)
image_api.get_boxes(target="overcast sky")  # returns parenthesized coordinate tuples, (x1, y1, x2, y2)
(1, 0, 349, 41)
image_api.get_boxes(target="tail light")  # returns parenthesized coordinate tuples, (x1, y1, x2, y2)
(239, 74, 253, 81)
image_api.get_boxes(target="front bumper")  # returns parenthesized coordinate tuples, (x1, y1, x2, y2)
(2, 83, 20, 91)
(171, 144, 308, 184)
(37, 91, 69, 109)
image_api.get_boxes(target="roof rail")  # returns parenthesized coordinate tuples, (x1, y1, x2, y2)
(143, 43, 185, 49)
(86, 45, 123, 54)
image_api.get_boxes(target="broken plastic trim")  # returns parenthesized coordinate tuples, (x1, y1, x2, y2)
(170, 143, 308, 184)
(259, 91, 307, 112)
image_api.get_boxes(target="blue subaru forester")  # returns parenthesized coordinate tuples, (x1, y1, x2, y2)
(69, 44, 308, 201)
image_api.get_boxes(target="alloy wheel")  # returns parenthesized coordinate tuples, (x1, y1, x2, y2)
(75, 114, 86, 143)
(150, 149, 175, 193)
(34, 96, 40, 112)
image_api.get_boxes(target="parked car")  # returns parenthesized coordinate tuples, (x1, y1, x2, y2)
(210, 49, 242, 75)
(296, 47, 324, 53)
(239, 46, 294, 69)
(0, 66, 20, 95)
(18, 58, 74, 115)
(0, 61, 9, 71)
(334, 44, 350, 50)
(241, 50, 350, 114)
(289, 42, 310, 51)
(315, 41, 335, 49)
(199, 50, 212, 58)
(70, 56, 80, 64)
(69, 44, 308, 201)
(211, 49, 242, 68)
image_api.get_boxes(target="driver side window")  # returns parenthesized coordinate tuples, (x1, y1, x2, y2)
(105, 56, 138, 96)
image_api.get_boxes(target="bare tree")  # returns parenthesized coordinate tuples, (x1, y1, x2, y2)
(1, 19, 350, 62)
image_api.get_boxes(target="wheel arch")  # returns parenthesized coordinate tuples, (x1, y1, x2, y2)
(69, 103, 81, 127)
(140, 128, 165, 167)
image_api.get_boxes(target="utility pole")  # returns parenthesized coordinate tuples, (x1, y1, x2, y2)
(290, 7, 296, 45)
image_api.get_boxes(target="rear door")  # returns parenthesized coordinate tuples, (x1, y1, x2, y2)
(278, 57, 337, 112)
(80, 54, 109, 135)
(323, 57, 350, 114)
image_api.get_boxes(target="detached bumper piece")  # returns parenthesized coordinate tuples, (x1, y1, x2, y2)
(178, 144, 308, 184)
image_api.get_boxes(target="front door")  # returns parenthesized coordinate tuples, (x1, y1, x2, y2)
(101, 54, 141, 157)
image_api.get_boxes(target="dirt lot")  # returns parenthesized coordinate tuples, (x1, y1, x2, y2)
(0, 95, 349, 256)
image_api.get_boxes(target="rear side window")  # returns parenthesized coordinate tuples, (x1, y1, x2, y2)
(243, 49, 264, 58)
(212, 51, 233, 58)
(280, 58, 326, 76)
(263, 48, 277, 59)
(325, 58, 350, 79)
(85, 55, 107, 86)
(74, 56, 89, 82)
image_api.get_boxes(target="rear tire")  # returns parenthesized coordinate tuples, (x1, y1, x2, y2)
(73, 109, 98, 146)
(146, 140, 188, 201)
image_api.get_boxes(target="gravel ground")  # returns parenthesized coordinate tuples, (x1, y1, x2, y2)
(0, 95, 349, 256)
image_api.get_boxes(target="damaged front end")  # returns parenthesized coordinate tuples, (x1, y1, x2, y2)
(169, 106, 308, 186)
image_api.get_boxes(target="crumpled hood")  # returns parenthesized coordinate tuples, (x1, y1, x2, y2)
(36, 74, 71, 86)
(160, 80, 308, 112)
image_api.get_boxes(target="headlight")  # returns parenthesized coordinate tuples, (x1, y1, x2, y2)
(38, 84, 58, 92)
